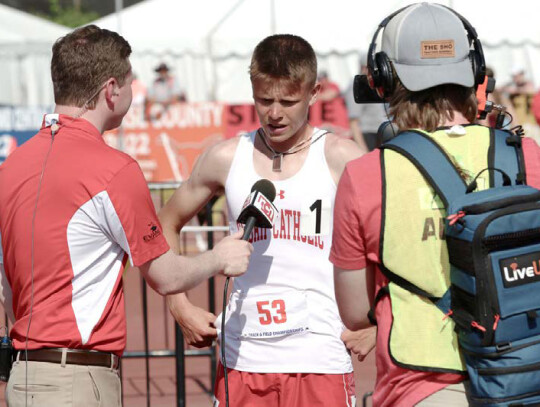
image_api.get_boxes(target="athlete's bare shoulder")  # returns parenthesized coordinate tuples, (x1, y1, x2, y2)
(193, 135, 242, 187)
(324, 132, 365, 183)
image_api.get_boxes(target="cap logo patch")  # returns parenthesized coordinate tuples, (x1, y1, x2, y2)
(421, 40, 455, 58)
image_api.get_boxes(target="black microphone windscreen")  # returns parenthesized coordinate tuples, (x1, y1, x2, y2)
(251, 179, 276, 202)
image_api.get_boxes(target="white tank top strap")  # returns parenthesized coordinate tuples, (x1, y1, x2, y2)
(302, 128, 329, 177)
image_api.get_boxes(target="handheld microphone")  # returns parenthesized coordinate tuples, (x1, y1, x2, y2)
(237, 179, 278, 240)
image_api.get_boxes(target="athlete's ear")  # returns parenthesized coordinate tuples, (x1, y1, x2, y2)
(309, 83, 321, 106)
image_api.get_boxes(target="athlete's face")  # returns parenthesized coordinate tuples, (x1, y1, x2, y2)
(252, 77, 319, 146)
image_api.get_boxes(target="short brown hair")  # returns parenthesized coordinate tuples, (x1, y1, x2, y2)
(389, 80, 478, 132)
(249, 34, 317, 88)
(51, 25, 132, 108)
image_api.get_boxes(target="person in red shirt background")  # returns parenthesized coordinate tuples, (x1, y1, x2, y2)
(317, 70, 341, 102)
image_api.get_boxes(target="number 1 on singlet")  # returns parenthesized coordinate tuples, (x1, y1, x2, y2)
(301, 197, 331, 236)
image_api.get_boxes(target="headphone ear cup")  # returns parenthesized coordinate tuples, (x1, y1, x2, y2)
(374, 51, 394, 98)
(469, 50, 485, 88)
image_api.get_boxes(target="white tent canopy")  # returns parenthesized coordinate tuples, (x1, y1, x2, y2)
(2, 0, 540, 106)
(0, 4, 69, 106)
(91, 0, 540, 104)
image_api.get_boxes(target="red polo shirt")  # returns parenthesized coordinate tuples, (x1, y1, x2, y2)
(0, 115, 169, 355)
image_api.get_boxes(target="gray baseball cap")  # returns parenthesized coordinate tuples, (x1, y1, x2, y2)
(381, 2, 474, 91)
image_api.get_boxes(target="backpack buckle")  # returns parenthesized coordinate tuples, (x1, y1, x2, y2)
(447, 211, 466, 227)
(506, 135, 522, 147)
(495, 342, 512, 352)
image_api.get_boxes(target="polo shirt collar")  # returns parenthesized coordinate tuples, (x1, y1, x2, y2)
(41, 113, 102, 140)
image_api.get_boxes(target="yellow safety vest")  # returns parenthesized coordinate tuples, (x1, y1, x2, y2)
(381, 125, 493, 372)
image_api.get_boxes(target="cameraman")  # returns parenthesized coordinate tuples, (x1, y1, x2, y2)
(330, 3, 540, 406)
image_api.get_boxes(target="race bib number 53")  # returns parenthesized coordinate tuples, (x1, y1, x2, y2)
(239, 291, 310, 339)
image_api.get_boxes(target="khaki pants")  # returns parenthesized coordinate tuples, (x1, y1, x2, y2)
(415, 383, 469, 406)
(6, 356, 121, 407)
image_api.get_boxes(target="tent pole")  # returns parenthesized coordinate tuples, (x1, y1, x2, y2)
(114, 0, 124, 152)
(205, 0, 247, 101)
(115, 0, 123, 34)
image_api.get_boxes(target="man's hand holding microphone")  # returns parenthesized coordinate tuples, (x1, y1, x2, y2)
(211, 229, 253, 277)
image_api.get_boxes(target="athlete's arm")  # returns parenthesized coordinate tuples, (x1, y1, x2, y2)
(349, 118, 370, 152)
(159, 140, 234, 250)
(159, 139, 238, 347)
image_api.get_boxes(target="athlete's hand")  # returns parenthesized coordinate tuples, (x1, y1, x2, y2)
(213, 230, 253, 277)
(341, 326, 376, 362)
(168, 296, 217, 348)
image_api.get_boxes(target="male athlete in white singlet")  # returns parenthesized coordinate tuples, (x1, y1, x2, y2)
(160, 34, 372, 406)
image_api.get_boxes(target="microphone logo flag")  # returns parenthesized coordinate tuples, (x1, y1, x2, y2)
(237, 190, 278, 229)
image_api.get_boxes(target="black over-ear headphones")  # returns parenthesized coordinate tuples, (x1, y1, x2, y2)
(366, 3, 486, 99)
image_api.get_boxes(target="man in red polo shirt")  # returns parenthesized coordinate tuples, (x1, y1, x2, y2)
(0, 25, 252, 407)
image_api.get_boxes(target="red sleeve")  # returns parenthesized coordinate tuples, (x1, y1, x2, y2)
(532, 91, 540, 126)
(523, 137, 540, 189)
(107, 161, 169, 267)
(330, 163, 368, 270)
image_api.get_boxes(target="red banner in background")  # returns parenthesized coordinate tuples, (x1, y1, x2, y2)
(223, 97, 349, 139)
(105, 98, 349, 182)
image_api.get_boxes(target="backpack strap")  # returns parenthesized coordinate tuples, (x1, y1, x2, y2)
(381, 130, 467, 207)
(367, 285, 390, 326)
(379, 130, 466, 314)
(489, 127, 527, 187)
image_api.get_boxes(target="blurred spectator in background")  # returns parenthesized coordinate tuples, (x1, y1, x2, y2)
(317, 70, 340, 101)
(130, 73, 147, 120)
(501, 64, 539, 139)
(147, 62, 186, 119)
(344, 55, 387, 151)
(131, 73, 147, 108)
(532, 89, 540, 126)
(502, 64, 536, 97)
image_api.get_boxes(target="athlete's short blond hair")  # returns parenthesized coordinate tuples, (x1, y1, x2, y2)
(250, 34, 317, 89)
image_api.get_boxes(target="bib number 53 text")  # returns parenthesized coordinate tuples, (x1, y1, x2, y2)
(256, 300, 287, 325)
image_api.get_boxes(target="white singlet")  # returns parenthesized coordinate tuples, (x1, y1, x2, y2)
(219, 129, 353, 374)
